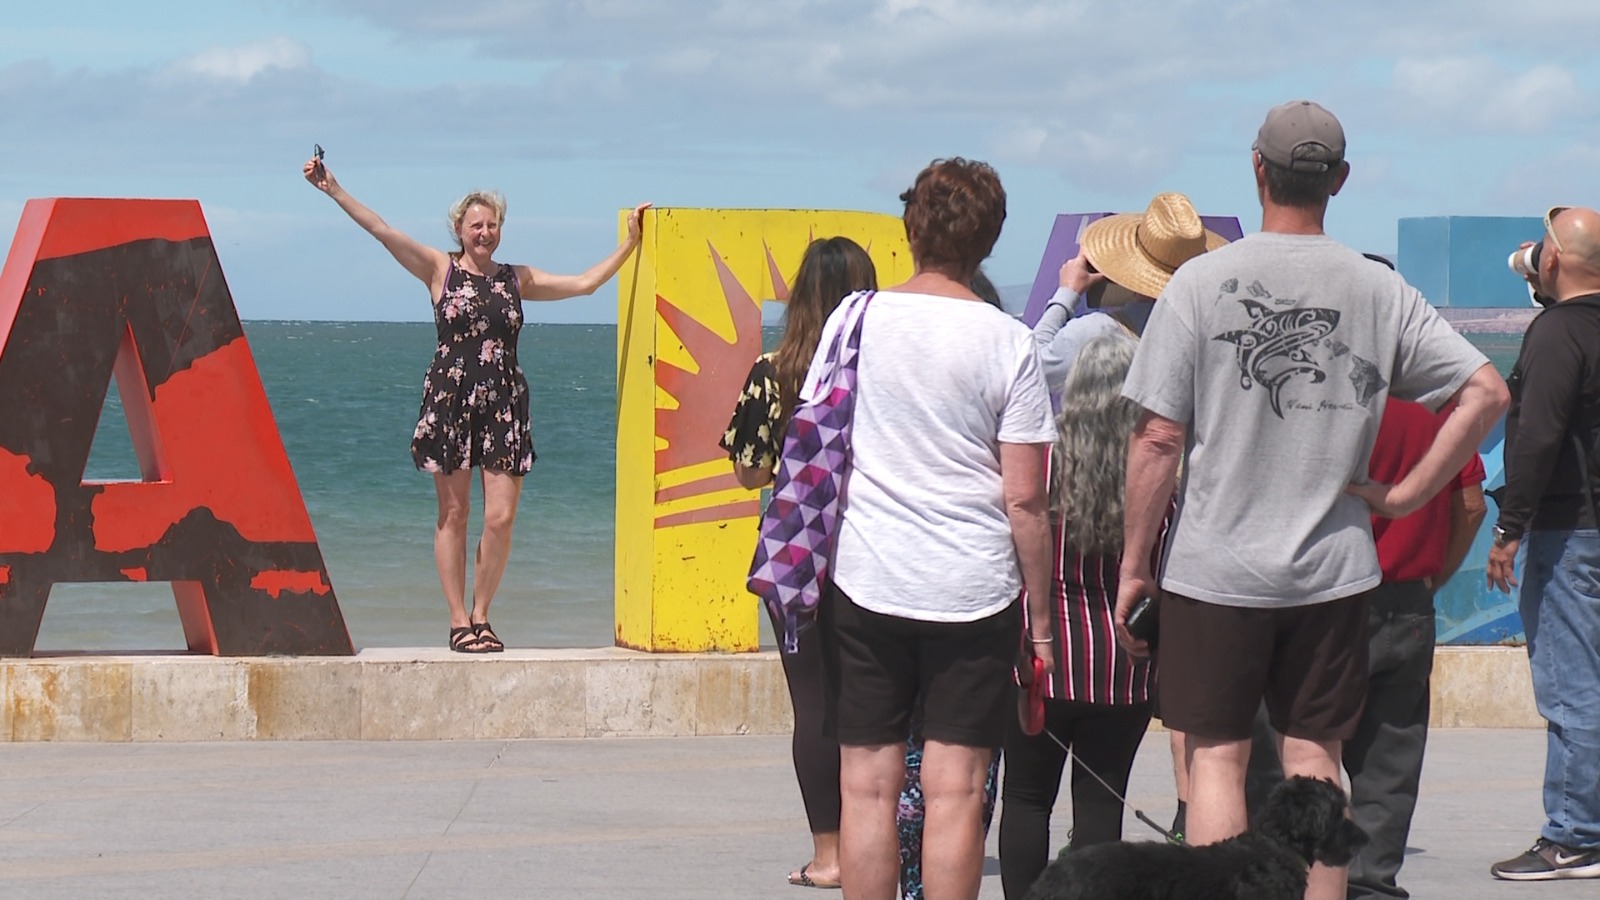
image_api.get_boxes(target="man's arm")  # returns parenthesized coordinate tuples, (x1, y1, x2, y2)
(1115, 410, 1185, 655)
(1435, 483, 1487, 587)
(1488, 321, 1584, 592)
(1495, 322, 1584, 541)
(1349, 363, 1509, 518)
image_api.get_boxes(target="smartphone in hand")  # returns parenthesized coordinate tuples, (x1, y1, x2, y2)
(1125, 594, 1159, 646)
(312, 143, 325, 177)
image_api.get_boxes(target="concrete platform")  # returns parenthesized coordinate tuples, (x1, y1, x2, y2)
(0, 645, 1538, 742)
(0, 729, 1584, 898)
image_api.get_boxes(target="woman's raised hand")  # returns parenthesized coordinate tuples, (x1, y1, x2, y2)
(303, 157, 337, 194)
(626, 202, 652, 244)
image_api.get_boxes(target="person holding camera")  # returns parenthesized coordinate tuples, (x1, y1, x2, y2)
(1115, 100, 1508, 900)
(1487, 205, 1600, 882)
(1000, 194, 1221, 899)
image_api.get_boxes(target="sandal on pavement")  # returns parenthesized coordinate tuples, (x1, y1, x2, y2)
(449, 626, 492, 653)
(472, 621, 505, 652)
(788, 863, 841, 889)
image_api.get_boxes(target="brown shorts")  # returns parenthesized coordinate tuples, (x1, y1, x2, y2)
(1156, 591, 1370, 742)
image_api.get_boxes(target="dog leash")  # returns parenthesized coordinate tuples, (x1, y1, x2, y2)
(1038, 726, 1183, 844)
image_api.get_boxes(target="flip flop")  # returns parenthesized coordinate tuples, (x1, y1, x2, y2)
(788, 863, 841, 889)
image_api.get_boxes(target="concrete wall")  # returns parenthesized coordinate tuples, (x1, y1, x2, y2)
(0, 646, 1540, 742)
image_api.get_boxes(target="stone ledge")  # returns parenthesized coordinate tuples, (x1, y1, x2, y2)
(0, 645, 1536, 742)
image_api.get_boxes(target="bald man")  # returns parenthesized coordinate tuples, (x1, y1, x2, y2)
(1488, 205, 1600, 882)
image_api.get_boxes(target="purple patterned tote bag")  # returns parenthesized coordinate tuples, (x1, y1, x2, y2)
(748, 290, 873, 654)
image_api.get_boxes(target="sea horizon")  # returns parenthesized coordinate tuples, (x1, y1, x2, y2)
(31, 320, 1525, 655)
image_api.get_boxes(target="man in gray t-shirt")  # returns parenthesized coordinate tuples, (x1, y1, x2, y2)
(1114, 101, 1509, 900)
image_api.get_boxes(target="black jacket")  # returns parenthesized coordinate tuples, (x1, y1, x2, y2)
(1498, 293, 1600, 538)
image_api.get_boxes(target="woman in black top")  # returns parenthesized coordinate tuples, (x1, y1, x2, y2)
(722, 236, 876, 889)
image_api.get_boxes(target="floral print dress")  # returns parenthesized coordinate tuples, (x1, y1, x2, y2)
(719, 352, 784, 471)
(411, 259, 534, 475)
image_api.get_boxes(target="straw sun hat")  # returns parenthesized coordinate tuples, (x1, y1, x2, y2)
(1079, 192, 1227, 299)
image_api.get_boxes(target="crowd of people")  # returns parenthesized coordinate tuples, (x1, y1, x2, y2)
(301, 92, 1599, 899)
(728, 99, 1600, 900)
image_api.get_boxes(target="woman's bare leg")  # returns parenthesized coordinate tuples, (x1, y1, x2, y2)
(432, 470, 473, 629)
(920, 741, 991, 900)
(471, 469, 524, 624)
(840, 742, 904, 900)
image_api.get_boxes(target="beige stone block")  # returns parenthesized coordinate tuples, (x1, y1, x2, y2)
(360, 659, 477, 740)
(473, 659, 586, 739)
(131, 660, 254, 741)
(696, 654, 791, 736)
(585, 658, 697, 737)
(10, 660, 132, 741)
(1432, 646, 1540, 728)
(248, 659, 361, 740)
(0, 663, 11, 741)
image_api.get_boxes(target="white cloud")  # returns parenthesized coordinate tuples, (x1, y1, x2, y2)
(1489, 143, 1600, 211)
(9, 2, 1600, 246)
(1389, 56, 1581, 134)
(176, 37, 312, 83)
(284, 0, 1600, 191)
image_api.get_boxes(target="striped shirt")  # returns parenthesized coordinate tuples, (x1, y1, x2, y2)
(1023, 508, 1169, 705)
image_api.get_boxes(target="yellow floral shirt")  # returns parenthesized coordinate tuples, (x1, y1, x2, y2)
(720, 353, 784, 472)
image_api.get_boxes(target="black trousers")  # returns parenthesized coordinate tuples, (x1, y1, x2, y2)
(768, 603, 842, 834)
(997, 696, 1153, 900)
(1343, 580, 1434, 900)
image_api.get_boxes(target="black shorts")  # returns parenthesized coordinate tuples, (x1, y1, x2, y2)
(820, 580, 1020, 748)
(1157, 591, 1370, 743)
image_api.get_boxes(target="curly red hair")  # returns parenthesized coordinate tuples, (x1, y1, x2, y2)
(900, 158, 1007, 282)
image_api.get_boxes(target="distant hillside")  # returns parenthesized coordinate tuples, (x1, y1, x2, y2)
(760, 282, 1036, 324)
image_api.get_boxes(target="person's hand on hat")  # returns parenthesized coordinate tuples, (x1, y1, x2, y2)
(1059, 251, 1105, 296)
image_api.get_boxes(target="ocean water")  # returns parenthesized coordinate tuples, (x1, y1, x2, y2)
(43, 322, 624, 652)
(34, 324, 1523, 653)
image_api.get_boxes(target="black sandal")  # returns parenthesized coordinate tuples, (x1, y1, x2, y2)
(449, 625, 491, 653)
(471, 621, 505, 652)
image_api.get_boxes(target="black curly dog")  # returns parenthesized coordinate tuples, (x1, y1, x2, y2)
(1023, 776, 1368, 900)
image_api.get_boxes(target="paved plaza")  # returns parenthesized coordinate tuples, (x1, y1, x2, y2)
(0, 728, 1587, 898)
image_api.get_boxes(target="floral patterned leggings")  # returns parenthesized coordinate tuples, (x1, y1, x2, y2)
(897, 736, 1002, 900)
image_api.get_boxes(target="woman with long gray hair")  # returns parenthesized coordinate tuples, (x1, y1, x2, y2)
(1001, 192, 1221, 897)
(997, 331, 1168, 898)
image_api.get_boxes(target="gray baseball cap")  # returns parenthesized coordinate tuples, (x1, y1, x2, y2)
(1254, 100, 1345, 173)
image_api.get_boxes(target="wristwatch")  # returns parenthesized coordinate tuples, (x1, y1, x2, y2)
(1492, 525, 1517, 548)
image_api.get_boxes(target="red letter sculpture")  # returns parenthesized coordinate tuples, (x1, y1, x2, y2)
(0, 198, 352, 656)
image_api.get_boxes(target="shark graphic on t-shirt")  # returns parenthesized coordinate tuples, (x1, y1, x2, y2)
(1214, 298, 1340, 418)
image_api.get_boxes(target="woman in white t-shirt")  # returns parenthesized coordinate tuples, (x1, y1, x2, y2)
(819, 158, 1056, 900)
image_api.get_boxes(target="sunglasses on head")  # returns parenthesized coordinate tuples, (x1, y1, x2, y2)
(1546, 205, 1571, 254)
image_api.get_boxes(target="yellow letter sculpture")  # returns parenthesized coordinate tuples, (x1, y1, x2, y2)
(615, 209, 911, 651)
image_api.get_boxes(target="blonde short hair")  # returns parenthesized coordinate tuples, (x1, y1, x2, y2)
(447, 191, 507, 248)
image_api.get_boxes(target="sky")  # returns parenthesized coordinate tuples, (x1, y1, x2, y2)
(4, 0, 1599, 323)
